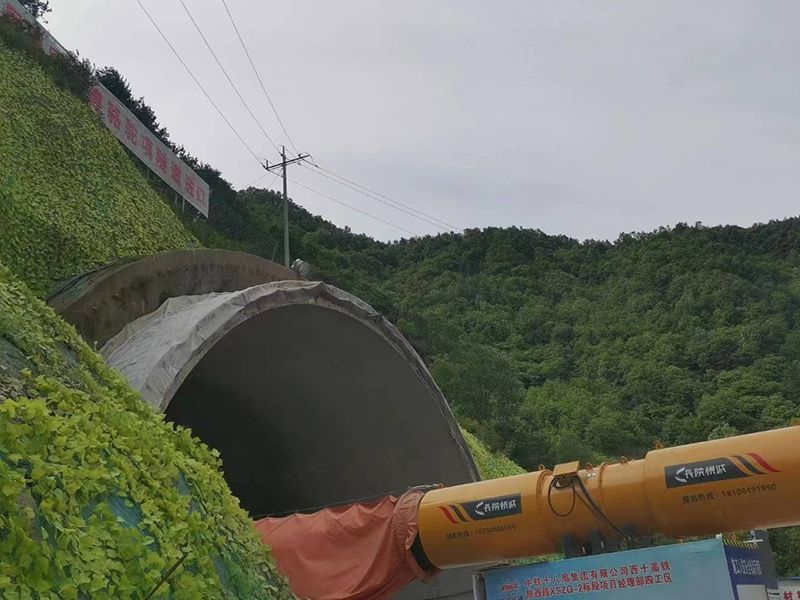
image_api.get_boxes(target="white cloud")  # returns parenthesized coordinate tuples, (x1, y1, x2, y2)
(45, 0, 800, 241)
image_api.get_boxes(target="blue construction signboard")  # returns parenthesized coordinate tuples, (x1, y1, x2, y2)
(477, 538, 769, 600)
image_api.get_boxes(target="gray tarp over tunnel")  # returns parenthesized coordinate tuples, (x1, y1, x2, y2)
(102, 280, 479, 518)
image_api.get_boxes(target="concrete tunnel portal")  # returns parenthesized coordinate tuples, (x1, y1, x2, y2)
(162, 299, 476, 517)
(47, 251, 479, 519)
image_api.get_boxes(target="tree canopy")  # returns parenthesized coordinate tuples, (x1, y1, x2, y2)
(19, 0, 49, 19)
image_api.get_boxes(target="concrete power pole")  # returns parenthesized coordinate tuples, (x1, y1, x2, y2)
(264, 146, 310, 267)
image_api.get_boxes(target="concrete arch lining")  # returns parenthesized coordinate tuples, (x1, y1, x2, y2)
(102, 280, 479, 517)
(48, 249, 298, 348)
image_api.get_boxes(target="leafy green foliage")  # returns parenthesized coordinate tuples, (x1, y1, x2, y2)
(461, 429, 524, 480)
(375, 225, 800, 470)
(771, 528, 800, 577)
(0, 15, 92, 98)
(0, 40, 199, 295)
(0, 262, 292, 598)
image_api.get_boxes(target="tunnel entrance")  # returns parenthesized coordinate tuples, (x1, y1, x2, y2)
(100, 281, 478, 518)
(166, 303, 469, 516)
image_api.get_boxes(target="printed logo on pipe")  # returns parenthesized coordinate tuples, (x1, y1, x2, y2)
(664, 454, 779, 489)
(439, 494, 522, 523)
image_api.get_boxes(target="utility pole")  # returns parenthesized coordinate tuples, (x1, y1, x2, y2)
(264, 145, 310, 267)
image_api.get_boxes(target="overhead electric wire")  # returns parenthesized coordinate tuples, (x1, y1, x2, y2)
(133, 0, 262, 166)
(177, 0, 280, 153)
(300, 163, 450, 232)
(221, 0, 300, 156)
(308, 163, 461, 231)
(138, 0, 432, 237)
(309, 162, 457, 229)
(289, 178, 418, 236)
(245, 171, 279, 189)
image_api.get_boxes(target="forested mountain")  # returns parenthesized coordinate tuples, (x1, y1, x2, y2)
(192, 189, 800, 472)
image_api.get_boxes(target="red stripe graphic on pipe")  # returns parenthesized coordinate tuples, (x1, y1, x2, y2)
(439, 506, 458, 524)
(748, 453, 780, 473)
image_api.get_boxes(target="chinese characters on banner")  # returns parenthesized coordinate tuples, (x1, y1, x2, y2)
(497, 561, 674, 597)
(2, 0, 211, 216)
(89, 84, 210, 216)
(481, 538, 749, 600)
(780, 581, 800, 600)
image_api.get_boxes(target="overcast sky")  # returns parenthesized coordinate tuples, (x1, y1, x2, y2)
(45, 1, 800, 242)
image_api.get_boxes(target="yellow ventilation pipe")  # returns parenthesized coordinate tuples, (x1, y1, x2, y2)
(418, 426, 800, 569)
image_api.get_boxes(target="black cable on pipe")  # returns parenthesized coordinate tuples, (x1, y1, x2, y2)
(547, 474, 631, 543)
(547, 477, 577, 518)
(573, 476, 632, 541)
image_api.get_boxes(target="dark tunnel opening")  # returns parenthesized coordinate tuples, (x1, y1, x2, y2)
(165, 304, 473, 517)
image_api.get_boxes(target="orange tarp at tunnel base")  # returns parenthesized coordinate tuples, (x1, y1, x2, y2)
(254, 489, 437, 600)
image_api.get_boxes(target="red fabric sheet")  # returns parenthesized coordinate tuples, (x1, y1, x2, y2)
(255, 490, 437, 600)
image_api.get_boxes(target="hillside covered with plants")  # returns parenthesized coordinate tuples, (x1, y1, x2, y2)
(201, 193, 800, 465)
(206, 194, 800, 573)
(0, 37, 198, 296)
(0, 259, 292, 598)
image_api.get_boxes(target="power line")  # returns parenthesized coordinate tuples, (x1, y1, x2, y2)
(245, 171, 279, 189)
(289, 178, 418, 236)
(313, 163, 459, 230)
(221, 0, 300, 156)
(308, 163, 461, 231)
(138, 0, 433, 239)
(177, 0, 280, 154)
(300, 162, 451, 232)
(133, 0, 262, 166)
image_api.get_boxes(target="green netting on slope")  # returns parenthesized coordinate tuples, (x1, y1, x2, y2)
(0, 262, 292, 599)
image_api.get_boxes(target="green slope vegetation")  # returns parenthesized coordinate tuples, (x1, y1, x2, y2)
(0, 40, 198, 296)
(0, 262, 291, 598)
(461, 429, 524, 480)
(0, 32, 288, 597)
